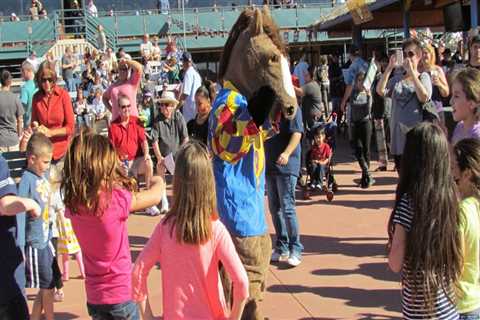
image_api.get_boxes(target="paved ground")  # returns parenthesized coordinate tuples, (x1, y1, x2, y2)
(27, 139, 402, 319)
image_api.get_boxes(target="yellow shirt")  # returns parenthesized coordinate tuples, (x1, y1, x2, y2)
(457, 196, 480, 313)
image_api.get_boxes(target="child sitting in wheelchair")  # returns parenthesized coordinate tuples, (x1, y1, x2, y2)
(304, 113, 338, 201)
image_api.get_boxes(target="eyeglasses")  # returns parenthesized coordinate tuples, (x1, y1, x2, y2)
(120, 104, 131, 109)
(403, 51, 415, 58)
(119, 67, 129, 72)
(41, 78, 53, 83)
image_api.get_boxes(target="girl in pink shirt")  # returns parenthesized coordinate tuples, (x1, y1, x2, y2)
(132, 141, 249, 320)
(61, 131, 165, 319)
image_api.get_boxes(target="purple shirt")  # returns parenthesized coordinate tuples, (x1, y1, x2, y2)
(451, 121, 480, 145)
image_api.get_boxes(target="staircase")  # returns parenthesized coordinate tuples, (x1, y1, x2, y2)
(84, 13, 118, 52)
(46, 39, 95, 61)
(27, 10, 118, 59)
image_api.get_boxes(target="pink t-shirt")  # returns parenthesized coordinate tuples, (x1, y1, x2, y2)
(132, 218, 249, 319)
(66, 188, 133, 305)
(105, 71, 141, 121)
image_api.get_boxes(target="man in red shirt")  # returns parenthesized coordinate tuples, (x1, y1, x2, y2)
(108, 95, 160, 215)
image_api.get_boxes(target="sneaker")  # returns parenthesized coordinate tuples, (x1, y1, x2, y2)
(287, 255, 302, 267)
(146, 206, 161, 216)
(368, 176, 376, 187)
(271, 251, 289, 262)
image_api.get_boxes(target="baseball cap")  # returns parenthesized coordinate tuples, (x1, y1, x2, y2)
(181, 52, 193, 62)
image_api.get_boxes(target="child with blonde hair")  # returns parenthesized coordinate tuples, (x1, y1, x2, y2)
(19, 133, 55, 320)
(132, 141, 249, 320)
(61, 131, 164, 319)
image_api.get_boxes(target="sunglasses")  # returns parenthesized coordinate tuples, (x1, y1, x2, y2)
(41, 78, 54, 83)
(403, 51, 415, 58)
(119, 67, 129, 72)
(120, 104, 131, 109)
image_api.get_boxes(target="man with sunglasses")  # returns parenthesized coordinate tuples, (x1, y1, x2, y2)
(151, 91, 189, 214)
(103, 58, 143, 122)
(108, 95, 159, 216)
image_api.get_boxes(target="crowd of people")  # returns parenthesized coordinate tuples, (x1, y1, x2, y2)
(1, 16, 480, 319)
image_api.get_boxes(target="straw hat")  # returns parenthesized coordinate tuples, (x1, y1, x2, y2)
(157, 91, 179, 106)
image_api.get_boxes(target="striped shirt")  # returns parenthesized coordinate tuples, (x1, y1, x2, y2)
(393, 194, 459, 319)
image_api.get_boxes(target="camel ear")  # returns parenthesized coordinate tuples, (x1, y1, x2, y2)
(249, 8, 263, 36)
(261, 5, 272, 19)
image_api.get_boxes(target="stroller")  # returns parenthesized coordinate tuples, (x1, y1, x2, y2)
(304, 113, 339, 202)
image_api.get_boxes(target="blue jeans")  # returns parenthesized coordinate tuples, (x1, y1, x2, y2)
(266, 174, 303, 258)
(65, 78, 76, 92)
(310, 163, 327, 185)
(87, 301, 139, 320)
(460, 311, 480, 320)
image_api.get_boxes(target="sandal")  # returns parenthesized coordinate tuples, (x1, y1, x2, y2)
(54, 290, 64, 302)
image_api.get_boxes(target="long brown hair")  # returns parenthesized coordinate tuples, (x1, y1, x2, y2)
(61, 130, 136, 216)
(163, 141, 217, 244)
(454, 138, 480, 200)
(388, 123, 462, 309)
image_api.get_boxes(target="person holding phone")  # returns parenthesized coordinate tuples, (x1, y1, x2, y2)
(419, 43, 450, 127)
(376, 38, 432, 172)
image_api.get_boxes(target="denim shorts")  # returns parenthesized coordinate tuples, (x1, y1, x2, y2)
(460, 308, 480, 320)
(87, 300, 139, 320)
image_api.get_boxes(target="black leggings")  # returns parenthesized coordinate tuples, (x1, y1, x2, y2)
(350, 119, 372, 174)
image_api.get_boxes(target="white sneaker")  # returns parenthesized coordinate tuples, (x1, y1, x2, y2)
(146, 206, 161, 216)
(271, 251, 289, 262)
(287, 255, 302, 267)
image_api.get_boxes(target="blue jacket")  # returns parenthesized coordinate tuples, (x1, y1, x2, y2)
(208, 82, 269, 237)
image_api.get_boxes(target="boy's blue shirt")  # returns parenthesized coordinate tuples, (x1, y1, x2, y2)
(18, 169, 51, 250)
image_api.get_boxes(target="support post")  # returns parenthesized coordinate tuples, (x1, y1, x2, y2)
(352, 25, 362, 49)
(472, 0, 478, 30)
(402, 0, 410, 38)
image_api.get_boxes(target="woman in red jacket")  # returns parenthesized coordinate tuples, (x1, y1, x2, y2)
(31, 62, 75, 172)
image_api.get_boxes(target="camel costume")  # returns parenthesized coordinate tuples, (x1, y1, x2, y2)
(208, 7, 298, 319)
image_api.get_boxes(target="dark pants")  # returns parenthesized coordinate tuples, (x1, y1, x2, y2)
(321, 83, 330, 115)
(300, 133, 312, 171)
(394, 155, 402, 174)
(0, 294, 29, 320)
(51, 238, 63, 290)
(350, 119, 372, 174)
(87, 301, 139, 320)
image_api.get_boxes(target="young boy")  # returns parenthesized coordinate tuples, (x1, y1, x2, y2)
(18, 133, 55, 320)
(309, 127, 332, 190)
(0, 154, 40, 320)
